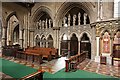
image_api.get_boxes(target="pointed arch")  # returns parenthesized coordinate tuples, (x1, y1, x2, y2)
(100, 29, 111, 37)
(79, 31, 91, 42)
(55, 2, 94, 26)
(32, 6, 53, 22)
(69, 32, 78, 40)
(46, 34, 53, 40)
(80, 32, 91, 59)
(34, 34, 41, 39)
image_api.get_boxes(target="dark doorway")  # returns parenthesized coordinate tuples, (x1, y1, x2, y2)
(47, 35, 53, 48)
(13, 25, 19, 44)
(60, 34, 68, 55)
(70, 34, 78, 56)
(80, 33, 91, 59)
(35, 35, 40, 47)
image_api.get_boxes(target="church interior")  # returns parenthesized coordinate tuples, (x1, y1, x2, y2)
(0, 0, 120, 80)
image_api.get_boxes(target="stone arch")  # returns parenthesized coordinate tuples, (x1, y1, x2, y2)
(46, 33, 54, 41)
(6, 12, 20, 45)
(32, 6, 53, 22)
(60, 33, 68, 41)
(79, 31, 92, 42)
(100, 29, 111, 37)
(60, 33, 69, 55)
(70, 33, 78, 55)
(34, 34, 41, 39)
(5, 11, 22, 27)
(35, 34, 40, 47)
(6, 11, 17, 23)
(55, 2, 93, 26)
(12, 24, 19, 45)
(31, 6, 53, 29)
(69, 32, 79, 40)
(40, 34, 46, 39)
(46, 34, 54, 48)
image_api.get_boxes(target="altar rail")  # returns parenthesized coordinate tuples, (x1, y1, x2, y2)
(65, 52, 86, 72)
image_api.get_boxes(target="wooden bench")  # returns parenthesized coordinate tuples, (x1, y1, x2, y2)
(65, 53, 86, 72)
(15, 47, 58, 64)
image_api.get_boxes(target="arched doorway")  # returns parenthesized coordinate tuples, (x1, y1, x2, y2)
(13, 25, 19, 45)
(70, 34, 78, 56)
(60, 34, 68, 55)
(80, 33, 91, 59)
(47, 35, 53, 48)
(35, 35, 40, 47)
(7, 15, 19, 45)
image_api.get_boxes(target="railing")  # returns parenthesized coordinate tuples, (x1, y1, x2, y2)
(21, 71, 43, 80)
(65, 52, 86, 72)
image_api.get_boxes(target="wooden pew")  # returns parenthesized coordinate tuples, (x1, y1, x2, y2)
(33, 47, 52, 61)
(16, 47, 58, 64)
(65, 52, 86, 72)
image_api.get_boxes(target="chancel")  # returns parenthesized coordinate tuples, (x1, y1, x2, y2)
(0, 0, 120, 79)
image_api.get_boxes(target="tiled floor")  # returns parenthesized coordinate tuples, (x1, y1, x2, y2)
(1, 56, 120, 79)
(78, 59, 120, 78)
(0, 72, 13, 79)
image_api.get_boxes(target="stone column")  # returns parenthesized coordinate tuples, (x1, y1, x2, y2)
(2, 26, 7, 46)
(96, 37, 100, 56)
(73, 14, 76, 26)
(95, 36, 100, 63)
(67, 40, 70, 58)
(24, 29, 28, 48)
(78, 41, 80, 54)
(91, 27, 96, 60)
(84, 13, 87, 25)
(100, 0, 103, 20)
(39, 20, 41, 29)
(58, 40, 61, 56)
(40, 42, 42, 47)
(56, 30, 59, 49)
(46, 42, 48, 48)
(68, 14, 70, 26)
(45, 19, 48, 29)
(42, 20, 44, 29)
(110, 37, 113, 55)
(19, 28, 23, 48)
(49, 19, 51, 28)
(78, 12, 81, 25)
(27, 13, 30, 47)
(29, 31, 34, 47)
(97, 0, 100, 21)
